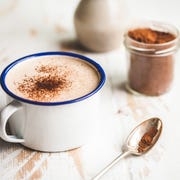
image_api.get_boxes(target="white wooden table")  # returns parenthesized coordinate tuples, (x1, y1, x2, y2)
(0, 0, 180, 180)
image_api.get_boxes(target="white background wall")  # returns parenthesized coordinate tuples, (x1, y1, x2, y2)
(127, 0, 180, 27)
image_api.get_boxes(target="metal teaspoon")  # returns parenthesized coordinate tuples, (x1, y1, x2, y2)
(92, 117, 163, 180)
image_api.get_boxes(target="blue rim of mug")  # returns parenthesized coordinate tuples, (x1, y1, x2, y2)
(0, 51, 106, 106)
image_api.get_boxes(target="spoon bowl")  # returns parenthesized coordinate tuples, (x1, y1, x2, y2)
(125, 117, 162, 155)
(92, 117, 163, 180)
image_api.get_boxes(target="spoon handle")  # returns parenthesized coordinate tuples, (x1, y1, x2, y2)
(92, 151, 130, 180)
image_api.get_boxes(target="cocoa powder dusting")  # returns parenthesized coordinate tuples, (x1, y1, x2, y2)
(138, 127, 158, 153)
(35, 65, 58, 73)
(17, 65, 71, 102)
(128, 28, 176, 44)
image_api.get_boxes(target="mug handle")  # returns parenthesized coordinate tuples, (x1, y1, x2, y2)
(0, 100, 25, 143)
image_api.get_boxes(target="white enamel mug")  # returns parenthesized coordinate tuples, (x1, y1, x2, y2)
(0, 52, 106, 152)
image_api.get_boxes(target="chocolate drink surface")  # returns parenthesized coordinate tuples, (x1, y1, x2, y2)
(125, 24, 179, 96)
(5, 55, 100, 102)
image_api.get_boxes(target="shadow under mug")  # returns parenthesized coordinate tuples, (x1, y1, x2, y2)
(0, 52, 106, 152)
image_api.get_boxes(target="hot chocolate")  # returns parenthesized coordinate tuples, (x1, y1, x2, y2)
(5, 55, 100, 102)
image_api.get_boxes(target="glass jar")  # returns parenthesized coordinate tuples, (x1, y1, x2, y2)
(124, 21, 180, 96)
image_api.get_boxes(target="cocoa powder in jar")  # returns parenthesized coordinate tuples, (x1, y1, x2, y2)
(125, 26, 179, 96)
